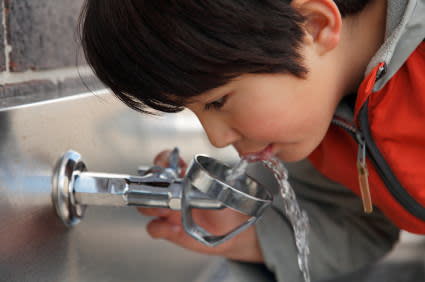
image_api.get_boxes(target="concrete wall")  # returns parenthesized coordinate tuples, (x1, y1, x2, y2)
(0, 0, 104, 109)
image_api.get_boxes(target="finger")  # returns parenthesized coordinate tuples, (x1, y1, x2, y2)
(137, 207, 171, 217)
(146, 218, 217, 253)
(146, 218, 182, 239)
(146, 215, 257, 260)
(163, 225, 234, 256)
(153, 149, 188, 176)
(168, 223, 261, 261)
(138, 208, 182, 225)
(153, 150, 172, 166)
(179, 158, 188, 177)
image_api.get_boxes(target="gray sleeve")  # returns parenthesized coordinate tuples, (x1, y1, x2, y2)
(255, 159, 400, 282)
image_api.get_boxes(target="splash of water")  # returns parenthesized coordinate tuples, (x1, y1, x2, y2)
(225, 158, 249, 186)
(226, 151, 268, 185)
(263, 157, 310, 282)
(226, 155, 310, 282)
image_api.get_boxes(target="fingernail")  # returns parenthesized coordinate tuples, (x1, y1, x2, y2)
(157, 208, 169, 216)
(170, 225, 181, 233)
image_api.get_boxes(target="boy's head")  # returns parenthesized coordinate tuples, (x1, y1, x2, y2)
(80, 0, 377, 161)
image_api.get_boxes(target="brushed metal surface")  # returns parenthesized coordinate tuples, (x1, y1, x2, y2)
(2, 90, 423, 282)
(0, 90, 238, 282)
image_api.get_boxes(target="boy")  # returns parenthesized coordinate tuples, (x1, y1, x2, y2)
(79, 0, 424, 281)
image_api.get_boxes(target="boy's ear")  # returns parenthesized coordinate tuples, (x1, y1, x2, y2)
(291, 0, 342, 56)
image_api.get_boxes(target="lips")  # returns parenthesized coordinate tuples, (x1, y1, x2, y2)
(240, 144, 274, 162)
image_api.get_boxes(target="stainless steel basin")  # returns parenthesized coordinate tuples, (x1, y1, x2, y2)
(1, 90, 424, 282)
(0, 90, 238, 281)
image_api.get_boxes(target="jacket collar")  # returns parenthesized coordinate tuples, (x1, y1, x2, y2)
(367, 0, 425, 91)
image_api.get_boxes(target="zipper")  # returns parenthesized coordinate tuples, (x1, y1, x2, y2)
(330, 62, 425, 221)
(358, 102, 425, 221)
(331, 118, 373, 213)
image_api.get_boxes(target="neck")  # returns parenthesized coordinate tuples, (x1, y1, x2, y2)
(338, 0, 388, 94)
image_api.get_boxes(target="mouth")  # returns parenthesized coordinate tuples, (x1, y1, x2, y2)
(240, 144, 274, 162)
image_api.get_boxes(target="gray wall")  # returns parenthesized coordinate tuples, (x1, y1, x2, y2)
(0, 0, 103, 109)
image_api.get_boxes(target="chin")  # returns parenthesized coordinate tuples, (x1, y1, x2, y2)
(275, 146, 313, 163)
(276, 154, 305, 163)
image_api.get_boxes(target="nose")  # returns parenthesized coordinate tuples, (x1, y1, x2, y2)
(196, 114, 241, 148)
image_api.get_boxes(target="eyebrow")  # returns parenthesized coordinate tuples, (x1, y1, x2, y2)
(182, 81, 235, 106)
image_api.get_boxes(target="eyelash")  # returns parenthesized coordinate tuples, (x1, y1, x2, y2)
(204, 95, 228, 111)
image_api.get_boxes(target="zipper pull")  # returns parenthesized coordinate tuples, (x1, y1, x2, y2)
(356, 134, 373, 213)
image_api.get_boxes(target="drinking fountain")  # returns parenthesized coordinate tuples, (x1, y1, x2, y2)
(52, 149, 273, 246)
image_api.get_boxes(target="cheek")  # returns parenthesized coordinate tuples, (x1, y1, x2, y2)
(233, 109, 291, 140)
(235, 103, 334, 146)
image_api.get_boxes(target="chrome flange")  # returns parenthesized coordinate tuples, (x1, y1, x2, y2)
(51, 150, 87, 227)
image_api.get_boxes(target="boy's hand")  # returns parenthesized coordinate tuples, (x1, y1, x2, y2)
(137, 149, 264, 263)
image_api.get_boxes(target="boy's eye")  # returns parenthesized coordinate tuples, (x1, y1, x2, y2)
(204, 95, 228, 111)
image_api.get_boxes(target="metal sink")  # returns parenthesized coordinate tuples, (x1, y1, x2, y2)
(0, 90, 237, 282)
(1, 90, 424, 282)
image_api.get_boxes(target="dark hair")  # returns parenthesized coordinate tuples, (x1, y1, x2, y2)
(80, 0, 371, 113)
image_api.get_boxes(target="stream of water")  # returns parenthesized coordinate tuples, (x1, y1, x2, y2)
(227, 156, 311, 282)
